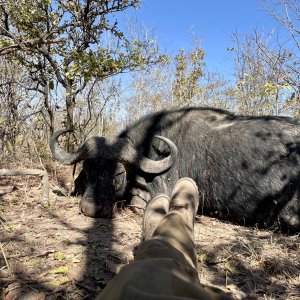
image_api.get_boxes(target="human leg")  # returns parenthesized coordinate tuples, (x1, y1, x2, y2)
(96, 178, 232, 300)
(140, 177, 199, 267)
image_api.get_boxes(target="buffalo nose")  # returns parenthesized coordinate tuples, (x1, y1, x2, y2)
(80, 197, 114, 218)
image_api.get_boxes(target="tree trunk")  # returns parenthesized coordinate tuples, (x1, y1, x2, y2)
(43, 82, 54, 135)
(65, 84, 76, 151)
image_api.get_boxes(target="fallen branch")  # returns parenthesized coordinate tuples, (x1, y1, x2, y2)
(0, 169, 49, 205)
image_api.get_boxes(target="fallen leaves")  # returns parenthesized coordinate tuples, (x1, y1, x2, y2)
(53, 252, 66, 260)
(48, 266, 69, 274)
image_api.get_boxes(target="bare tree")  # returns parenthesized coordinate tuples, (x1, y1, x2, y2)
(192, 70, 233, 110)
(260, 0, 300, 115)
(230, 30, 291, 115)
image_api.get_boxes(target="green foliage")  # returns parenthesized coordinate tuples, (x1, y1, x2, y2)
(1, 0, 162, 83)
(172, 47, 205, 105)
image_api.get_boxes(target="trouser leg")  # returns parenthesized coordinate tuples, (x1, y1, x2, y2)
(97, 213, 232, 300)
(136, 211, 198, 269)
(96, 177, 232, 299)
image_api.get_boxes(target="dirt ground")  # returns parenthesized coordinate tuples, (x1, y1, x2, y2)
(0, 164, 299, 300)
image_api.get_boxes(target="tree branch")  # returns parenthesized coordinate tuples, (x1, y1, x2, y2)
(0, 38, 65, 56)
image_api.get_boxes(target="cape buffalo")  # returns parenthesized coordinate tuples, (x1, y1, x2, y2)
(50, 107, 300, 233)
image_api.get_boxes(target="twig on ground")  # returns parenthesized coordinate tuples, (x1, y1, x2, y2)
(0, 217, 7, 226)
(23, 178, 29, 205)
(0, 241, 10, 270)
(16, 279, 39, 293)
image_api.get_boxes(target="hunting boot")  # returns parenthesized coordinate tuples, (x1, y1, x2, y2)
(141, 194, 170, 241)
(169, 177, 199, 231)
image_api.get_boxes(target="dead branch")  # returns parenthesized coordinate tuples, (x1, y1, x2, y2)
(0, 168, 49, 205)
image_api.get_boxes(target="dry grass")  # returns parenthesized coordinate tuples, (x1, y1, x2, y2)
(194, 218, 300, 299)
(0, 164, 299, 299)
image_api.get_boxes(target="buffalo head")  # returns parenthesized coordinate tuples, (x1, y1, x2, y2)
(50, 129, 177, 218)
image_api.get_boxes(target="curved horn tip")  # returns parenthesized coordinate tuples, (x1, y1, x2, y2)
(49, 129, 79, 165)
(154, 135, 178, 152)
(50, 129, 75, 146)
(136, 135, 178, 174)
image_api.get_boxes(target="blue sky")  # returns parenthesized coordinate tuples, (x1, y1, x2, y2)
(126, 0, 279, 79)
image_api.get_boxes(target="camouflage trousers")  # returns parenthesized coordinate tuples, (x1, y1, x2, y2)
(96, 212, 232, 300)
